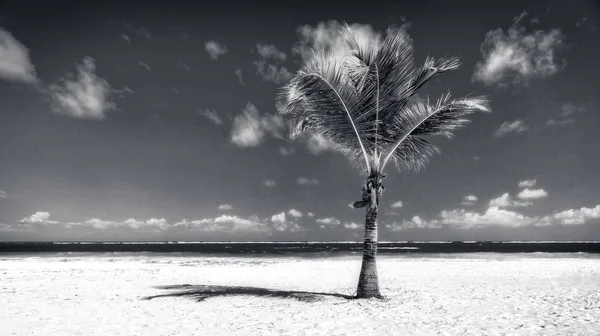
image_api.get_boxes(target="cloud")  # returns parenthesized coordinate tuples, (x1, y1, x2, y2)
(218, 204, 233, 211)
(473, 11, 566, 86)
(489, 193, 531, 208)
(138, 60, 151, 72)
(0, 190, 6, 198)
(292, 21, 381, 62)
(307, 212, 314, 217)
(575, 17, 596, 31)
(390, 200, 403, 208)
(390, 207, 543, 230)
(253, 43, 291, 84)
(304, 134, 335, 155)
(20, 211, 56, 224)
(268, 212, 304, 232)
(560, 103, 587, 117)
(199, 107, 223, 125)
(255, 43, 287, 62)
(83, 218, 116, 229)
(175, 215, 265, 232)
(230, 102, 285, 147)
(264, 179, 276, 187)
(0, 28, 38, 83)
(343, 222, 361, 229)
(517, 188, 548, 200)
(546, 118, 574, 127)
(297, 177, 319, 185)
(253, 60, 292, 84)
(271, 212, 286, 226)
(234, 68, 244, 85)
(279, 147, 294, 156)
(288, 209, 302, 218)
(316, 217, 341, 227)
(48, 57, 117, 119)
(461, 195, 478, 206)
(439, 207, 541, 227)
(136, 27, 152, 41)
(391, 202, 600, 230)
(494, 119, 529, 137)
(518, 179, 536, 188)
(552, 205, 600, 225)
(120, 34, 130, 43)
(179, 61, 190, 71)
(205, 41, 228, 60)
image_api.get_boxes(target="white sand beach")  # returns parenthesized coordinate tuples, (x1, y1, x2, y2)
(1, 253, 599, 336)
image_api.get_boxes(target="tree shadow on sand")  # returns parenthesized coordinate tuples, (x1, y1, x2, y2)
(142, 284, 357, 303)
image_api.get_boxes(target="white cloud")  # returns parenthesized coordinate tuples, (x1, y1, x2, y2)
(20, 211, 56, 224)
(84, 218, 115, 229)
(0, 28, 38, 83)
(264, 179, 276, 187)
(230, 102, 285, 147)
(439, 207, 541, 227)
(292, 21, 381, 62)
(553, 205, 600, 225)
(218, 204, 233, 211)
(297, 177, 319, 185)
(205, 41, 228, 60)
(138, 60, 151, 72)
(307, 212, 314, 217)
(123, 218, 143, 228)
(391, 207, 544, 230)
(517, 188, 548, 200)
(489, 193, 531, 208)
(255, 43, 287, 62)
(392, 203, 600, 230)
(560, 103, 587, 117)
(304, 134, 335, 154)
(120, 34, 130, 43)
(253, 60, 292, 84)
(387, 215, 432, 231)
(473, 11, 566, 86)
(234, 68, 244, 85)
(271, 212, 286, 224)
(253, 43, 291, 84)
(344, 222, 361, 229)
(494, 119, 529, 137)
(174, 215, 266, 232)
(288, 209, 302, 218)
(48, 57, 117, 119)
(316, 217, 340, 225)
(546, 118, 574, 127)
(390, 200, 403, 208)
(199, 107, 223, 125)
(144, 218, 168, 229)
(279, 147, 294, 156)
(461, 195, 478, 206)
(518, 179, 536, 188)
(0, 190, 6, 198)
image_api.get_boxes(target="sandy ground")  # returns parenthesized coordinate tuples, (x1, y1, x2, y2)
(1, 253, 599, 336)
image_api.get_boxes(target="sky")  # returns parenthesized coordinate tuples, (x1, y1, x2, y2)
(0, 0, 599, 242)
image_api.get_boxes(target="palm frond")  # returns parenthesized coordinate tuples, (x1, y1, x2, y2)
(275, 51, 378, 173)
(381, 94, 490, 172)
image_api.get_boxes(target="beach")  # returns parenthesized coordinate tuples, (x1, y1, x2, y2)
(1, 253, 599, 335)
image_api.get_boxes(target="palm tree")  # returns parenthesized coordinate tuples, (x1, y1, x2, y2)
(276, 23, 490, 299)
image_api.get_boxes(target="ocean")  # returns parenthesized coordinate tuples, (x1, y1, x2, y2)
(1, 241, 600, 255)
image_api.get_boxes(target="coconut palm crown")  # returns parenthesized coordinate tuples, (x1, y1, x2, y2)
(276, 23, 490, 298)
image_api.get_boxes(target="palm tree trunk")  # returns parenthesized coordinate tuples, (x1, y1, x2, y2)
(356, 184, 382, 298)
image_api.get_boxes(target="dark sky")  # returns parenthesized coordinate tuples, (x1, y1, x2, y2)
(0, 0, 599, 241)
